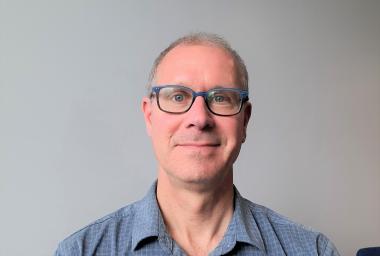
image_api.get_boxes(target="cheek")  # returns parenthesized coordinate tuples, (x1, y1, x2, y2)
(218, 119, 244, 145)
(150, 112, 178, 147)
(221, 123, 245, 162)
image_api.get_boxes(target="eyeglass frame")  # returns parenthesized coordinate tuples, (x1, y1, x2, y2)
(150, 85, 249, 116)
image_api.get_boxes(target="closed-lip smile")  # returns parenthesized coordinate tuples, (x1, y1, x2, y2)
(177, 142, 220, 147)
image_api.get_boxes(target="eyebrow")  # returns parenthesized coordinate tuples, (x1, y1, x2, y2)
(164, 83, 235, 89)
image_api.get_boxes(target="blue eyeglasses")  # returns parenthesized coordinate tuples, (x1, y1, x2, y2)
(151, 85, 249, 116)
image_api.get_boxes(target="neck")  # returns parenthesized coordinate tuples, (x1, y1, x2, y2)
(156, 170, 234, 256)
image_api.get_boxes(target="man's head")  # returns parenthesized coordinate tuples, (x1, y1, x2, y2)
(142, 33, 251, 188)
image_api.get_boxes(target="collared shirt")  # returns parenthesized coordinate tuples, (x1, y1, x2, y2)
(55, 182, 340, 255)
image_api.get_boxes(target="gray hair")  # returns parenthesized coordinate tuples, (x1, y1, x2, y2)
(147, 32, 249, 94)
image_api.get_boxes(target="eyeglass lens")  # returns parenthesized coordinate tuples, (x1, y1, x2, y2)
(157, 86, 243, 116)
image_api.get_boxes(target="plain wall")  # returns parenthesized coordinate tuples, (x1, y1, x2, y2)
(1, 1, 379, 255)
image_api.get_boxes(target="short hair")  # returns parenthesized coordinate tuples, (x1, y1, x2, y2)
(147, 32, 249, 95)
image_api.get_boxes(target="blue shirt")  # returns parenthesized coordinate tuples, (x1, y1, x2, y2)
(55, 182, 340, 255)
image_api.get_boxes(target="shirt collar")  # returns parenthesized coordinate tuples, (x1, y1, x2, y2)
(131, 182, 161, 251)
(232, 186, 266, 251)
(131, 182, 266, 252)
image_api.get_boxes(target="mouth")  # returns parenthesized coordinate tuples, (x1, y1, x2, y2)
(173, 135, 221, 149)
(179, 143, 219, 146)
(177, 141, 220, 147)
(176, 142, 220, 148)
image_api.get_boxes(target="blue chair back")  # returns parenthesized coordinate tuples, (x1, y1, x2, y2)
(357, 247, 380, 256)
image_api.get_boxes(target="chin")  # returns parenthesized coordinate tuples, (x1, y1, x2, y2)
(169, 165, 231, 187)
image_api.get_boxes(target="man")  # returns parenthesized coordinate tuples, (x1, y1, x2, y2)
(55, 33, 340, 255)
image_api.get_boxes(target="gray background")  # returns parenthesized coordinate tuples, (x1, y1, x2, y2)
(1, 0, 379, 255)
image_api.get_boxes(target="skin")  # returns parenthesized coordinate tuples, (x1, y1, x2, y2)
(142, 44, 251, 256)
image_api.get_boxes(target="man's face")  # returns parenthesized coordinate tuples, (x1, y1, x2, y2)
(142, 44, 251, 186)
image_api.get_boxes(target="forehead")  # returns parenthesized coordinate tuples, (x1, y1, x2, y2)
(155, 44, 238, 88)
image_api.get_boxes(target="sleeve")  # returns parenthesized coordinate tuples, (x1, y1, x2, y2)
(54, 240, 81, 256)
(54, 243, 63, 256)
(323, 240, 340, 256)
(317, 233, 341, 256)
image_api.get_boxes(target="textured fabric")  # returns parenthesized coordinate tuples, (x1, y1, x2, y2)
(55, 182, 340, 256)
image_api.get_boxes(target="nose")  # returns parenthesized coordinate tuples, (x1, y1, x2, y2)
(185, 96, 215, 130)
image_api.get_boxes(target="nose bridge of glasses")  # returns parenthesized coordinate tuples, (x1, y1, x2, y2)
(192, 91, 209, 101)
(189, 91, 212, 115)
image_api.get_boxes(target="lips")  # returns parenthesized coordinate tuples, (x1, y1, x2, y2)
(173, 134, 221, 148)
(177, 142, 220, 147)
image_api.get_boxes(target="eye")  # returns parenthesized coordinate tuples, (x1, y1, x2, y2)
(214, 95, 225, 102)
(211, 93, 232, 104)
(167, 90, 191, 103)
(173, 94, 184, 102)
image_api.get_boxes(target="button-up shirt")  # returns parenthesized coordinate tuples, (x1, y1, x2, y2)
(55, 182, 340, 255)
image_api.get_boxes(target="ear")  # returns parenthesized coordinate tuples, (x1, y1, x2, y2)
(242, 102, 252, 142)
(142, 97, 153, 137)
(243, 102, 251, 129)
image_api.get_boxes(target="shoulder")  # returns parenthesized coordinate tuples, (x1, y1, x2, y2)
(243, 198, 311, 228)
(241, 198, 340, 255)
(55, 201, 139, 256)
